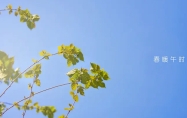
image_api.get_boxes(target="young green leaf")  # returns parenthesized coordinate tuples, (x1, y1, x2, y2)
(70, 91, 75, 96)
(35, 79, 41, 86)
(73, 95, 79, 102)
(71, 83, 77, 91)
(58, 114, 65, 118)
(32, 15, 40, 22)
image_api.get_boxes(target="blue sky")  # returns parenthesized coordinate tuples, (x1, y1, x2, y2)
(0, 0, 187, 118)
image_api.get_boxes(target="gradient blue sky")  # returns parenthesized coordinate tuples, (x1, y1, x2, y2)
(0, 0, 187, 118)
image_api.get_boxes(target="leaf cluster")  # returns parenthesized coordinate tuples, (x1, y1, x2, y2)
(5, 4, 40, 30)
(58, 44, 84, 67)
(0, 51, 21, 85)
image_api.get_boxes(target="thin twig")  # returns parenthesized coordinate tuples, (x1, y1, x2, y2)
(22, 76, 36, 118)
(0, 57, 45, 98)
(0, 52, 59, 98)
(65, 91, 78, 118)
(0, 9, 17, 12)
(65, 101, 76, 118)
(0, 82, 71, 116)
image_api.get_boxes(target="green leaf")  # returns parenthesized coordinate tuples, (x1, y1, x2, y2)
(27, 20, 35, 30)
(19, 10, 24, 15)
(44, 56, 49, 60)
(80, 72, 90, 84)
(9, 10, 12, 14)
(63, 54, 68, 59)
(90, 63, 100, 72)
(32, 14, 40, 22)
(77, 86, 85, 96)
(73, 95, 79, 102)
(58, 46, 63, 54)
(28, 84, 31, 89)
(14, 11, 18, 16)
(39, 50, 47, 56)
(20, 15, 27, 22)
(7, 4, 12, 9)
(32, 59, 38, 63)
(67, 59, 72, 67)
(98, 81, 106, 88)
(71, 83, 77, 91)
(66, 69, 77, 77)
(70, 91, 74, 96)
(64, 108, 71, 110)
(24, 70, 34, 78)
(103, 72, 110, 80)
(85, 81, 91, 89)
(33, 102, 39, 107)
(90, 63, 97, 70)
(17, 6, 21, 11)
(39, 50, 51, 57)
(90, 80, 98, 88)
(35, 79, 41, 86)
(58, 115, 65, 118)
(77, 52, 84, 61)
(24, 99, 32, 105)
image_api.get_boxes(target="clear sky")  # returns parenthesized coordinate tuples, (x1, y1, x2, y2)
(0, 0, 187, 118)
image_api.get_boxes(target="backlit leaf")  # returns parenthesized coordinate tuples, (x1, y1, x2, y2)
(71, 83, 77, 91)
(73, 95, 79, 102)
(58, 115, 65, 118)
(32, 14, 40, 22)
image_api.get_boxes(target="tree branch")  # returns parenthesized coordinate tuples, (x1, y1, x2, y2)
(65, 101, 76, 118)
(0, 82, 71, 116)
(0, 57, 45, 98)
(0, 9, 17, 12)
(0, 52, 59, 98)
(22, 76, 36, 118)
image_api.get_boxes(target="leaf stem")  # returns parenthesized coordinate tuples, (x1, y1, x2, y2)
(0, 82, 71, 116)
(0, 57, 45, 98)
(0, 52, 59, 98)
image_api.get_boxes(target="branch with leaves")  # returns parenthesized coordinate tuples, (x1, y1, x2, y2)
(0, 4, 40, 30)
(0, 4, 110, 118)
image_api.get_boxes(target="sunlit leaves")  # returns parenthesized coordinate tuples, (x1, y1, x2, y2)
(13, 102, 20, 110)
(27, 20, 35, 30)
(14, 11, 18, 16)
(39, 50, 51, 60)
(70, 91, 75, 97)
(0, 51, 21, 85)
(24, 64, 41, 78)
(64, 104, 74, 111)
(40, 106, 56, 118)
(24, 70, 34, 78)
(7, 4, 12, 10)
(4, 5, 40, 30)
(0, 43, 110, 118)
(28, 84, 32, 89)
(32, 15, 40, 22)
(35, 78, 41, 86)
(77, 86, 84, 96)
(0, 103, 6, 115)
(98, 81, 106, 88)
(71, 83, 77, 91)
(58, 44, 84, 67)
(32, 59, 38, 63)
(90, 62, 100, 73)
(66, 69, 77, 77)
(33, 102, 39, 108)
(73, 95, 79, 102)
(24, 99, 32, 106)
(20, 15, 27, 22)
(85, 81, 91, 89)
